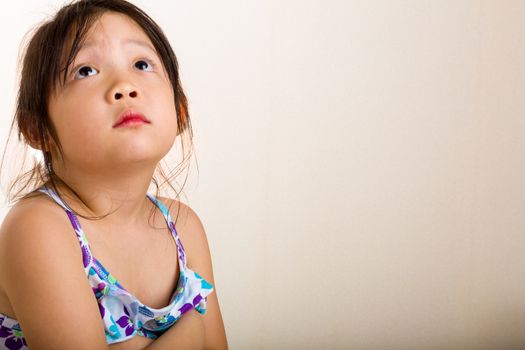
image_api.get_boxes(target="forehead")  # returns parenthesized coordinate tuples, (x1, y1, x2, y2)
(53, 11, 158, 91)
(76, 12, 154, 53)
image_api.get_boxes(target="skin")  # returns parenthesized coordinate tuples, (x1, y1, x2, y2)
(0, 12, 227, 349)
(47, 11, 178, 209)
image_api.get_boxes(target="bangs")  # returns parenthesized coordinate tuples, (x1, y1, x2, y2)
(51, 11, 105, 93)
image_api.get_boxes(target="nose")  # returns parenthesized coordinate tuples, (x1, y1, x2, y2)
(106, 76, 139, 103)
(114, 90, 137, 100)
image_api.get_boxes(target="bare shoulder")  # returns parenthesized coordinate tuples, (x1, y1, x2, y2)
(1, 192, 76, 237)
(0, 194, 81, 270)
(0, 194, 108, 349)
(159, 197, 209, 268)
(0, 193, 82, 273)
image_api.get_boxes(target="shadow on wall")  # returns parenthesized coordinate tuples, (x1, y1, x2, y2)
(472, 304, 525, 350)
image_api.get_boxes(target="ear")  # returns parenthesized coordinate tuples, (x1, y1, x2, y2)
(21, 124, 53, 153)
(20, 124, 42, 151)
(177, 101, 187, 136)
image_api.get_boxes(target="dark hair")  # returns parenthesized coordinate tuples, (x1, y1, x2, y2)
(3, 0, 194, 215)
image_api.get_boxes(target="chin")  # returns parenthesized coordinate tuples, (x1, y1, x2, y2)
(120, 141, 173, 164)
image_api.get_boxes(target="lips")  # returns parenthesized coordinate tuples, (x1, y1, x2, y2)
(113, 110, 151, 128)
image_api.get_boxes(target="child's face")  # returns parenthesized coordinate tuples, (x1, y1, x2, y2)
(47, 12, 178, 173)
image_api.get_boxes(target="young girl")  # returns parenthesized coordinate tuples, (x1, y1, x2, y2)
(0, 0, 227, 349)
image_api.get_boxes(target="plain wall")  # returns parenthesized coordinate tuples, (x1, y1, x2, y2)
(1, 1, 525, 349)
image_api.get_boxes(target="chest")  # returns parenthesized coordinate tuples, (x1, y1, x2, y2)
(83, 220, 180, 310)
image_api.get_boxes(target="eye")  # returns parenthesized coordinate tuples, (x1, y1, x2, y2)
(134, 59, 154, 72)
(73, 65, 99, 80)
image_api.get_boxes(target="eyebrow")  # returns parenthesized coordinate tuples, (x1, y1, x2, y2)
(79, 38, 157, 54)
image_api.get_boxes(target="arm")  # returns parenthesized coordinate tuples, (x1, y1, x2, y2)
(141, 199, 227, 350)
(170, 201, 228, 350)
(0, 198, 109, 349)
(143, 308, 205, 350)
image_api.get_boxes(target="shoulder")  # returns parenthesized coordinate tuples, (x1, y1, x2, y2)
(0, 193, 81, 258)
(163, 198, 205, 237)
(159, 197, 210, 269)
(0, 192, 77, 245)
(0, 192, 83, 291)
(0, 193, 108, 347)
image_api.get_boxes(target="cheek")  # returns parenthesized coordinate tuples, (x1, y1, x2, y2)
(160, 105, 179, 146)
(56, 113, 102, 141)
(50, 114, 107, 161)
(154, 87, 179, 134)
(49, 91, 105, 139)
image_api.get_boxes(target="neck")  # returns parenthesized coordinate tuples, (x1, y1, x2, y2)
(49, 163, 158, 228)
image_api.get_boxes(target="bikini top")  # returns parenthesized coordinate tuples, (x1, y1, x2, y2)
(0, 187, 214, 348)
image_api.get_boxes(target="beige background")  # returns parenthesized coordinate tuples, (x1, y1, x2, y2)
(1, 1, 525, 349)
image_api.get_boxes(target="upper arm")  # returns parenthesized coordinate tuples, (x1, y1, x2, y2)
(0, 199, 108, 349)
(170, 201, 228, 350)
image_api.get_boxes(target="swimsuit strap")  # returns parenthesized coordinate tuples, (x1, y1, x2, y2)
(37, 187, 94, 273)
(37, 187, 187, 270)
(38, 186, 73, 212)
(146, 194, 188, 267)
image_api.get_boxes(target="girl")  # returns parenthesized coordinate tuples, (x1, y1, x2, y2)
(0, 0, 227, 349)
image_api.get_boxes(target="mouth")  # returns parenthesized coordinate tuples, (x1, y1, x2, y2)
(113, 110, 151, 128)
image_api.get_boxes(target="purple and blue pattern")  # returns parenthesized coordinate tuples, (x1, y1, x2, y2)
(0, 188, 214, 349)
